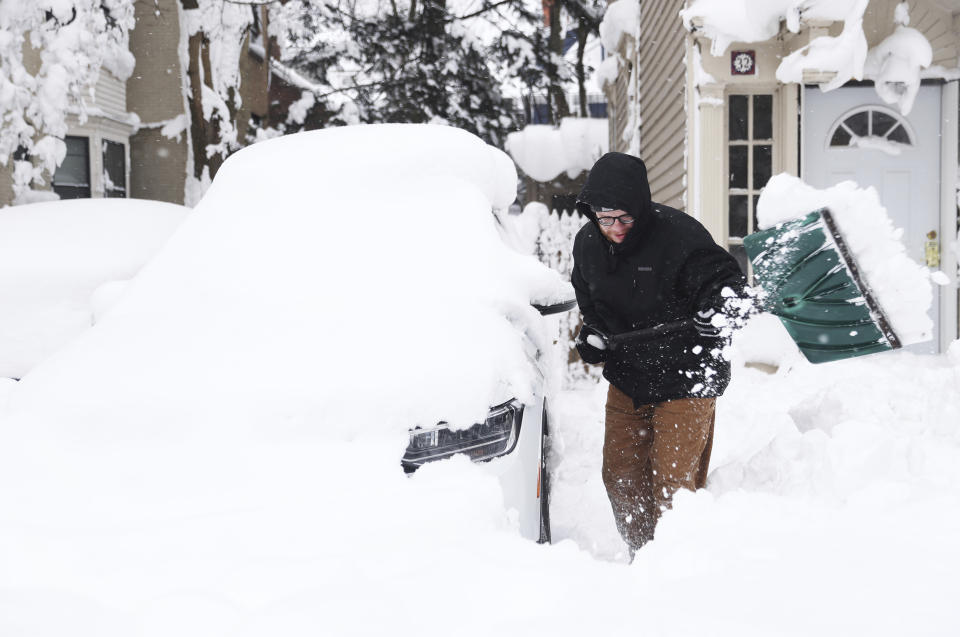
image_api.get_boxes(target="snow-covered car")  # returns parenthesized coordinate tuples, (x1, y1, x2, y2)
(0, 198, 188, 379)
(0, 124, 577, 631)
(401, 291, 575, 542)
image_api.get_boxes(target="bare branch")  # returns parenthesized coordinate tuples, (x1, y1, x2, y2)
(222, 0, 281, 5)
(448, 0, 514, 22)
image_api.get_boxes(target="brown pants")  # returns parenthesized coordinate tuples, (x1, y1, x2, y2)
(602, 384, 715, 553)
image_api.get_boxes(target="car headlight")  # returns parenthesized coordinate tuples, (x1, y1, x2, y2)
(402, 399, 523, 473)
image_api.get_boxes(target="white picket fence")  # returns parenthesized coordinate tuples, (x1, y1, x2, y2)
(531, 208, 604, 388)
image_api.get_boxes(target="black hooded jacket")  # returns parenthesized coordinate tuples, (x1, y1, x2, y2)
(572, 152, 745, 406)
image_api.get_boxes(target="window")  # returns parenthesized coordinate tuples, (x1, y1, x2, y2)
(52, 136, 91, 199)
(828, 107, 913, 148)
(727, 93, 774, 275)
(102, 140, 127, 198)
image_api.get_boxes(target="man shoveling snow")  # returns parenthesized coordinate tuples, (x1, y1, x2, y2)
(569, 155, 938, 557)
(570, 152, 746, 556)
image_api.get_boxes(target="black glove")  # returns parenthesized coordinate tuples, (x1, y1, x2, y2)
(693, 308, 724, 338)
(575, 323, 611, 364)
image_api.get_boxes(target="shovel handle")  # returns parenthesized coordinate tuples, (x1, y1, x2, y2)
(608, 319, 695, 348)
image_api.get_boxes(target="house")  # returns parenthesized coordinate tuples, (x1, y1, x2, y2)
(601, 0, 960, 353)
(0, 1, 298, 208)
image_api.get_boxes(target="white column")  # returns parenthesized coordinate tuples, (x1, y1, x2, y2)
(939, 81, 959, 349)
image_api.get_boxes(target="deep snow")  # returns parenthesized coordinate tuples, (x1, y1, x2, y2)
(0, 198, 188, 378)
(3, 306, 958, 636)
(548, 320, 960, 635)
(0, 124, 957, 636)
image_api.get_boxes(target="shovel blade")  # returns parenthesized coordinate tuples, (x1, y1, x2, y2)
(743, 209, 900, 364)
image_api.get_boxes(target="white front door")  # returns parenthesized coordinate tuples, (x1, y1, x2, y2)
(803, 85, 941, 354)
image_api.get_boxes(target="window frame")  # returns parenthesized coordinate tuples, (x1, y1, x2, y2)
(52, 135, 92, 200)
(724, 90, 779, 278)
(825, 105, 915, 151)
(101, 139, 128, 198)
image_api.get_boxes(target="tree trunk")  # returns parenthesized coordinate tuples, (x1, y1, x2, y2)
(184, 29, 209, 180)
(199, 36, 225, 178)
(575, 19, 589, 118)
(546, 0, 569, 124)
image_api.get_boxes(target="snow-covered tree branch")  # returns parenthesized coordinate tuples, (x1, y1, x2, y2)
(0, 1, 135, 200)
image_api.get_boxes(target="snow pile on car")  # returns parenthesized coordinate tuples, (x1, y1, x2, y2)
(7, 124, 570, 435)
(0, 199, 188, 378)
(0, 125, 600, 637)
(756, 173, 934, 346)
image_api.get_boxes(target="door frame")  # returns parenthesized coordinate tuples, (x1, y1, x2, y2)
(800, 81, 960, 352)
(938, 81, 958, 352)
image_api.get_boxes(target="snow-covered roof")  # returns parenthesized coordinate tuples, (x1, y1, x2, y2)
(682, 0, 941, 113)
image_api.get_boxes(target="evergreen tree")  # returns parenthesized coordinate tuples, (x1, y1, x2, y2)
(279, 0, 525, 146)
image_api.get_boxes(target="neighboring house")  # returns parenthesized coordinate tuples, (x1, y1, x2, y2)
(0, 52, 136, 204)
(52, 69, 136, 201)
(0, 1, 299, 208)
(602, 0, 960, 353)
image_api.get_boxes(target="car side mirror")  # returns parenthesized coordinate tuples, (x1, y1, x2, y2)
(532, 298, 578, 315)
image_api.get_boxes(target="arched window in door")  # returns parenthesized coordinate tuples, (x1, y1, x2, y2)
(828, 107, 914, 149)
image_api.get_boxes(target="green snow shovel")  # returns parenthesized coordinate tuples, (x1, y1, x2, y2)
(743, 208, 902, 364)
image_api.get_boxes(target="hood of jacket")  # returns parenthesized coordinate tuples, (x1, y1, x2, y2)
(575, 152, 653, 257)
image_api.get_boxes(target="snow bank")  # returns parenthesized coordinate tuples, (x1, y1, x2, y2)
(756, 174, 933, 346)
(0, 198, 188, 379)
(548, 347, 960, 634)
(864, 25, 933, 115)
(599, 0, 640, 52)
(506, 118, 609, 182)
(729, 312, 802, 369)
(497, 202, 549, 256)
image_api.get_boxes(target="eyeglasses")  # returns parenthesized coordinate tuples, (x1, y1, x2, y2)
(595, 213, 635, 227)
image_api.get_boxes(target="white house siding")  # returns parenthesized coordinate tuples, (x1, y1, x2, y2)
(91, 71, 128, 121)
(638, 0, 687, 210)
(860, 0, 958, 67)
